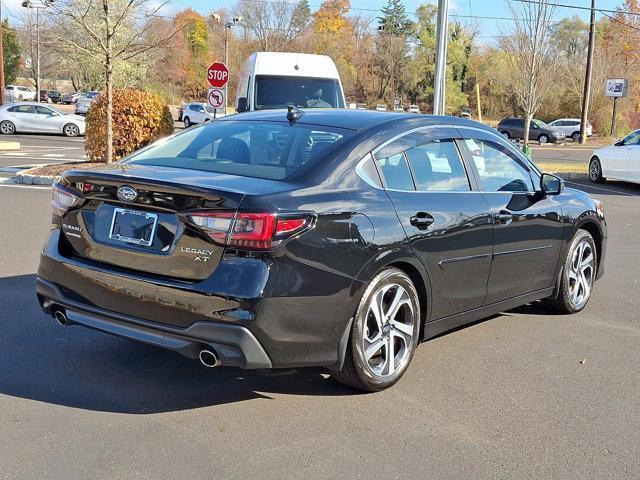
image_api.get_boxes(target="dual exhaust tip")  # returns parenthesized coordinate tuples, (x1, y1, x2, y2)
(52, 307, 220, 368)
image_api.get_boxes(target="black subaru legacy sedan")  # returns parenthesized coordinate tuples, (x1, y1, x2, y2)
(37, 109, 607, 392)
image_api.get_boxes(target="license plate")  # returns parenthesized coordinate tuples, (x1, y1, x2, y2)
(108, 208, 158, 247)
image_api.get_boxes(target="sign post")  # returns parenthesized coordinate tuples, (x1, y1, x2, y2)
(605, 78, 628, 137)
(207, 62, 229, 116)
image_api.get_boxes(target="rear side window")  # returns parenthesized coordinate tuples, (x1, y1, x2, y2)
(404, 139, 470, 191)
(128, 120, 352, 181)
(375, 153, 415, 191)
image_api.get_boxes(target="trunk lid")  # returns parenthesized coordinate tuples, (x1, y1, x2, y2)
(59, 164, 291, 280)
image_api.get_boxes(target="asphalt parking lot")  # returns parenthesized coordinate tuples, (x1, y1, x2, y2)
(0, 174, 638, 479)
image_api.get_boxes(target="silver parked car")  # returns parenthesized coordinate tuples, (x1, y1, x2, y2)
(548, 118, 593, 142)
(182, 102, 216, 128)
(75, 91, 100, 115)
(61, 92, 84, 104)
(0, 103, 86, 136)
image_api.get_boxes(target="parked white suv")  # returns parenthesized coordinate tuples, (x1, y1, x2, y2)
(548, 118, 593, 142)
(6, 85, 36, 101)
(408, 105, 421, 114)
(182, 103, 216, 128)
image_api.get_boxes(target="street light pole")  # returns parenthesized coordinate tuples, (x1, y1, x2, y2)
(36, 5, 40, 103)
(0, 1, 5, 106)
(433, 0, 449, 115)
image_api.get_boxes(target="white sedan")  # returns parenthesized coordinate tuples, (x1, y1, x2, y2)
(589, 130, 640, 184)
(0, 103, 86, 137)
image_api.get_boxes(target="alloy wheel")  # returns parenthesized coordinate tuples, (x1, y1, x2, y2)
(568, 240, 594, 309)
(64, 124, 79, 137)
(361, 283, 415, 378)
(0, 121, 15, 134)
(589, 159, 600, 182)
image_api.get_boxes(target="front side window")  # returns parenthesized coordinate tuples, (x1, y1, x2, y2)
(128, 120, 351, 181)
(622, 131, 640, 146)
(254, 75, 344, 110)
(464, 138, 534, 192)
(35, 106, 54, 115)
(404, 139, 470, 191)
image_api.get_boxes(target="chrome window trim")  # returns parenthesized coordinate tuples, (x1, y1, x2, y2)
(356, 123, 543, 193)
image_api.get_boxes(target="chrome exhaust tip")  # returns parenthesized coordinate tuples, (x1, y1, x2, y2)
(54, 310, 68, 326)
(199, 349, 219, 368)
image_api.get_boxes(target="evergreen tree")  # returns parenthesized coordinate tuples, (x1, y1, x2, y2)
(3, 20, 21, 85)
(378, 0, 412, 36)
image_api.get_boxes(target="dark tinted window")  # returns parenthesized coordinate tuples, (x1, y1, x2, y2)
(622, 131, 640, 146)
(464, 138, 533, 192)
(12, 105, 35, 114)
(405, 139, 470, 191)
(374, 153, 415, 191)
(129, 120, 351, 181)
(254, 75, 345, 110)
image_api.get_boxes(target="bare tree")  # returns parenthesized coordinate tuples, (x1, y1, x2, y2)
(233, 0, 311, 51)
(501, 0, 557, 145)
(48, 0, 178, 163)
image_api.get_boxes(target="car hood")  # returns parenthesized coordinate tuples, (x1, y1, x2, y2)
(66, 114, 86, 122)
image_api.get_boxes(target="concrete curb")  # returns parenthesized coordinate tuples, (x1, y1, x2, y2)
(552, 172, 588, 181)
(0, 141, 20, 151)
(14, 172, 57, 185)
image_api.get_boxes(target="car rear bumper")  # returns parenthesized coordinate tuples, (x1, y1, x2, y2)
(36, 277, 272, 369)
(37, 228, 357, 369)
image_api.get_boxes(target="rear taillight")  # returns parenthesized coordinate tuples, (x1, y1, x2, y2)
(186, 211, 312, 250)
(51, 183, 81, 217)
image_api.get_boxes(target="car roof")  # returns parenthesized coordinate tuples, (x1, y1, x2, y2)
(220, 108, 494, 133)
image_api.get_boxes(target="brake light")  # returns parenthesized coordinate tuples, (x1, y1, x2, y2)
(186, 211, 311, 250)
(51, 183, 81, 217)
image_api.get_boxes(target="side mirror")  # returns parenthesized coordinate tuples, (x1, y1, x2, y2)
(236, 97, 248, 113)
(540, 173, 563, 195)
(614, 139, 624, 146)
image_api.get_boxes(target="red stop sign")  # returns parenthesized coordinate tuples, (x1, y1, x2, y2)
(207, 62, 229, 88)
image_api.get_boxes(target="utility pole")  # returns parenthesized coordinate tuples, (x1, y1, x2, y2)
(0, 1, 5, 106)
(475, 79, 482, 123)
(433, 0, 449, 115)
(579, 0, 596, 144)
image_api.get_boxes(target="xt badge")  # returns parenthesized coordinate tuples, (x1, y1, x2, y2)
(181, 246, 213, 262)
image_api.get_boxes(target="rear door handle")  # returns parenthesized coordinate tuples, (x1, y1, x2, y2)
(410, 212, 435, 230)
(495, 210, 513, 225)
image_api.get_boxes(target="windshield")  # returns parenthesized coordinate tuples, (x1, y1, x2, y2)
(254, 75, 344, 110)
(533, 119, 549, 128)
(127, 120, 353, 181)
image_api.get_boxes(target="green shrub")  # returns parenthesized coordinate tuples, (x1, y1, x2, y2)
(85, 89, 174, 162)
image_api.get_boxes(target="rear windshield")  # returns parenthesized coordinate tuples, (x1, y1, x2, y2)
(127, 120, 353, 181)
(254, 75, 345, 110)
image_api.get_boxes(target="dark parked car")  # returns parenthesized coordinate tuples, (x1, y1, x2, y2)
(37, 109, 607, 392)
(42, 90, 62, 103)
(497, 117, 565, 144)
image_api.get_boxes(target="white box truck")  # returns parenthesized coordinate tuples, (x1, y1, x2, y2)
(235, 52, 346, 112)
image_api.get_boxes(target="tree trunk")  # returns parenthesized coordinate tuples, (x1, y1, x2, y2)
(104, 1, 113, 164)
(523, 112, 532, 147)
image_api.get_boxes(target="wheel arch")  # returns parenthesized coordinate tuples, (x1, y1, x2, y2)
(576, 219, 604, 274)
(352, 251, 433, 341)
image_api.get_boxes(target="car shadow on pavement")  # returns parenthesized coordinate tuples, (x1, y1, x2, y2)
(0, 274, 356, 415)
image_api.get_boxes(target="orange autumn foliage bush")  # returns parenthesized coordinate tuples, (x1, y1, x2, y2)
(85, 89, 174, 162)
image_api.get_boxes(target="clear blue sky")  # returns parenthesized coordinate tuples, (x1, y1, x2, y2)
(175, 0, 624, 43)
(3, 0, 625, 42)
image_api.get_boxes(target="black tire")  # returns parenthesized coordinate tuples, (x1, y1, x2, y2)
(0, 120, 15, 135)
(538, 134, 549, 144)
(183, 117, 191, 128)
(330, 267, 421, 392)
(63, 123, 80, 137)
(500, 130, 511, 139)
(571, 131, 581, 142)
(589, 156, 605, 183)
(544, 230, 597, 314)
